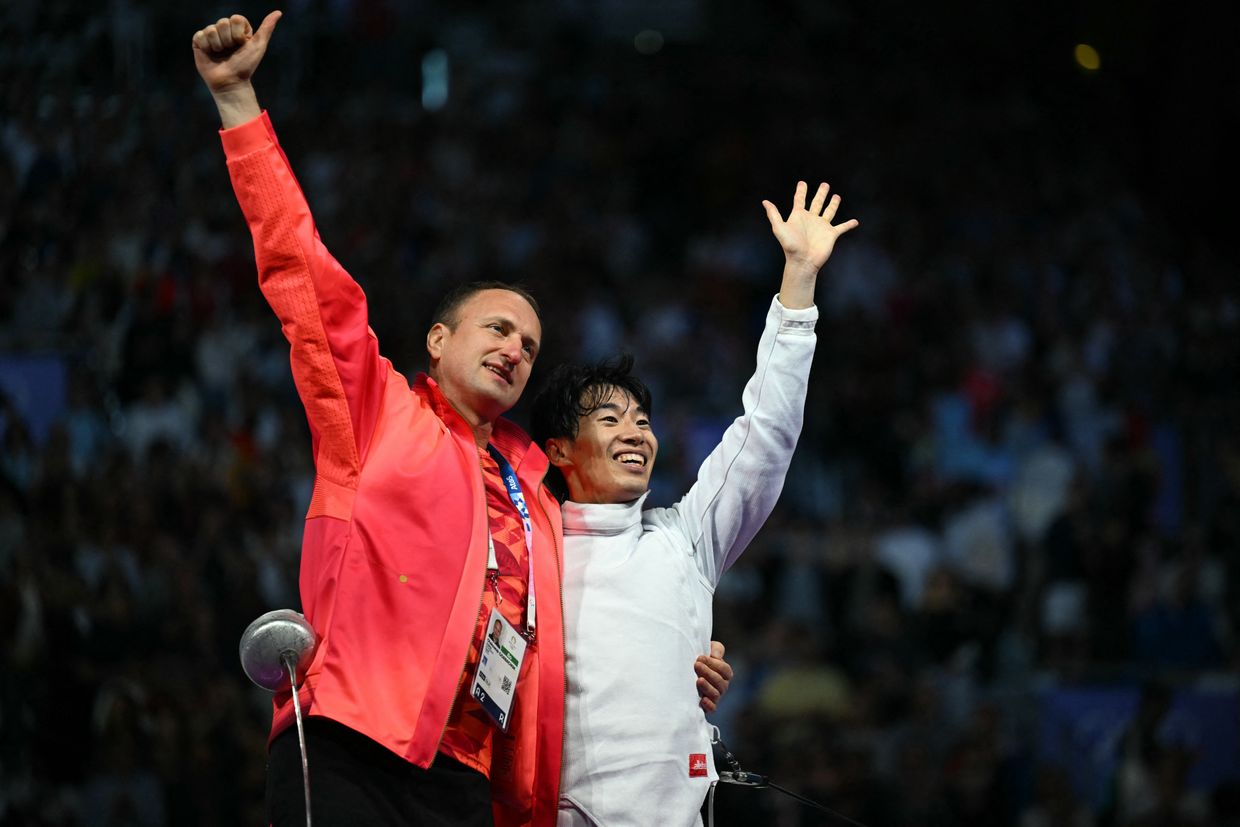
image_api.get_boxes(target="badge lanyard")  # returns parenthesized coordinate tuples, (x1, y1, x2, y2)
(486, 445, 536, 640)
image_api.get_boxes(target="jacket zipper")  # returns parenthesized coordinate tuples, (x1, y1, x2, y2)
(430, 444, 563, 815)
(431, 453, 493, 762)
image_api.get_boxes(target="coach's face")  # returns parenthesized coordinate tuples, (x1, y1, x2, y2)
(427, 289, 541, 425)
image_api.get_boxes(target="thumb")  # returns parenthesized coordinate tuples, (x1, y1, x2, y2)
(761, 200, 782, 231)
(254, 10, 282, 45)
(710, 640, 726, 659)
(834, 218, 860, 236)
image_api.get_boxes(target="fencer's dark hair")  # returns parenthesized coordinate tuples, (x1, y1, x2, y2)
(530, 355, 654, 501)
(430, 281, 542, 330)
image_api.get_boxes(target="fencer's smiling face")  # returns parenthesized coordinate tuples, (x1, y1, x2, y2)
(550, 388, 658, 504)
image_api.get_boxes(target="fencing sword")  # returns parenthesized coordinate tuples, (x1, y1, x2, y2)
(240, 609, 317, 827)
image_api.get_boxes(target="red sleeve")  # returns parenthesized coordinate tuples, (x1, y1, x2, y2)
(220, 112, 385, 501)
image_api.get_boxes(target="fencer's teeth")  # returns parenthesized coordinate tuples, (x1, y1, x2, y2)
(616, 453, 646, 466)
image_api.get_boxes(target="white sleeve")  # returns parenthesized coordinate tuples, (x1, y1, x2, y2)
(666, 295, 817, 587)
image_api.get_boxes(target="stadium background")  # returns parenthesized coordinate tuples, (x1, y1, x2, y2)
(1, 1, 1237, 824)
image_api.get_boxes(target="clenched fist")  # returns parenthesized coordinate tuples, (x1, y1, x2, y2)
(192, 11, 281, 94)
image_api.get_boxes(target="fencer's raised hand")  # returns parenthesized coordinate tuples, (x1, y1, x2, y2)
(192, 12, 281, 93)
(763, 181, 858, 309)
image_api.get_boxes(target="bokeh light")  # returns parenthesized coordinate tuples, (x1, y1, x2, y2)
(1075, 43, 1101, 71)
(634, 29, 664, 55)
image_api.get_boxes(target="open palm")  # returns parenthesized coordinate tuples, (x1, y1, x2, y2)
(763, 181, 858, 271)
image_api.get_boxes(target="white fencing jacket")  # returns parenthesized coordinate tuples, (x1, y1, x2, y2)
(557, 297, 817, 826)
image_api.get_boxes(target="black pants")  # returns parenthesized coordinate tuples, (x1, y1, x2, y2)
(267, 717, 493, 826)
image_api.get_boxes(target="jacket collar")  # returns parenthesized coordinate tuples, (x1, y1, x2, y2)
(560, 492, 649, 535)
(414, 372, 549, 481)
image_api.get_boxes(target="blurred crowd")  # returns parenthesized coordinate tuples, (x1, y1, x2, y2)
(2, 1, 1238, 825)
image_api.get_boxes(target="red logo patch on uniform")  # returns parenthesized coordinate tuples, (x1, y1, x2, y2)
(689, 753, 708, 777)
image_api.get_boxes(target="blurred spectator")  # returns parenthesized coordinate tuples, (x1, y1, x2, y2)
(1130, 558, 1226, 672)
(1020, 765, 1095, 827)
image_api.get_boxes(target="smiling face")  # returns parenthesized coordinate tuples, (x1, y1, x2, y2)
(547, 387, 658, 504)
(426, 288, 542, 426)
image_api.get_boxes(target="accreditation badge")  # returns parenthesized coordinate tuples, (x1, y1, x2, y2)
(471, 606, 527, 731)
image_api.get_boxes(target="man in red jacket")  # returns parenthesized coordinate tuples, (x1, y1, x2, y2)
(192, 11, 730, 827)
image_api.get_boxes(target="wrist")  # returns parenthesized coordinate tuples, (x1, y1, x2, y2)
(209, 78, 255, 99)
(778, 261, 818, 307)
(782, 255, 820, 280)
(777, 259, 819, 309)
(210, 82, 262, 129)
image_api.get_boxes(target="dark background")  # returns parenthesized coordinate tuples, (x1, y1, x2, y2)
(2, 1, 1238, 824)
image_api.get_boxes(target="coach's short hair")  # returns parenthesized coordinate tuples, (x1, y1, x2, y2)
(429, 281, 542, 330)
